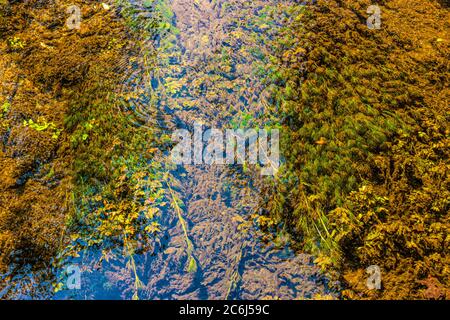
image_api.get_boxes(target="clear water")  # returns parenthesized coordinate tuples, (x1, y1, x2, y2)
(3, 0, 336, 300)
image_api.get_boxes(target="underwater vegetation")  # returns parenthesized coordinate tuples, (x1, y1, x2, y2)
(264, 0, 449, 299)
(0, 0, 448, 300)
(0, 0, 151, 298)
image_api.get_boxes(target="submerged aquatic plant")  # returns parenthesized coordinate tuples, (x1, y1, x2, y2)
(7, 37, 25, 50)
(263, 0, 450, 299)
(23, 118, 62, 139)
(165, 173, 197, 273)
(0, 101, 9, 119)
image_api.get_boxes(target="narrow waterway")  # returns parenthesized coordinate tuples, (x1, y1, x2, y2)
(51, 0, 336, 300)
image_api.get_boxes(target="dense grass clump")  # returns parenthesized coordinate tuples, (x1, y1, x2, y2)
(266, 0, 449, 299)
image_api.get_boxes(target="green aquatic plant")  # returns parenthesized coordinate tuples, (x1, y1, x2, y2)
(1, 0, 169, 299)
(69, 118, 96, 145)
(263, 0, 450, 299)
(7, 37, 25, 50)
(0, 101, 9, 117)
(165, 174, 197, 273)
(124, 235, 145, 300)
(23, 118, 62, 139)
(55, 0, 175, 294)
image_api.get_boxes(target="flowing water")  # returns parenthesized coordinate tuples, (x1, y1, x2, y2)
(4, 0, 336, 300)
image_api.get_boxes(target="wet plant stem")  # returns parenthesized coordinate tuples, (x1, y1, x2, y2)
(164, 175, 197, 272)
